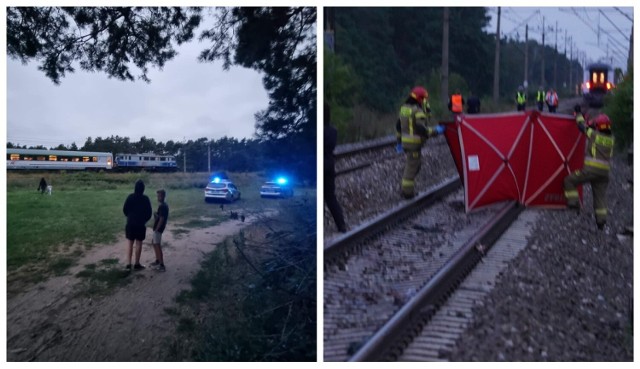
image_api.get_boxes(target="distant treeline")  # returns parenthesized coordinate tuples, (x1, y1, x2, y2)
(7, 135, 316, 183)
(326, 7, 587, 114)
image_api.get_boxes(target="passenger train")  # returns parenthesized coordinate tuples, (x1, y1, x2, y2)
(114, 153, 177, 172)
(581, 62, 615, 108)
(7, 148, 177, 171)
(7, 149, 113, 170)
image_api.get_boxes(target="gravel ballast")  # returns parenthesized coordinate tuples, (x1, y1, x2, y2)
(324, 135, 633, 361)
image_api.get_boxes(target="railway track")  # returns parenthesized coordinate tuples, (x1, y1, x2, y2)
(324, 175, 529, 361)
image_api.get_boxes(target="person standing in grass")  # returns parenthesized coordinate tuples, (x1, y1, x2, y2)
(150, 189, 169, 272)
(123, 179, 152, 271)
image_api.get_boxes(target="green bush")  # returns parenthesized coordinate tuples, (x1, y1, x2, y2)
(604, 68, 633, 151)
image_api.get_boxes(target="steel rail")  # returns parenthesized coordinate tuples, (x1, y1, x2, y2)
(324, 176, 461, 263)
(334, 136, 396, 159)
(348, 200, 524, 362)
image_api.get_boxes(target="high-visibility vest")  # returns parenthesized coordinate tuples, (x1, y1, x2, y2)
(536, 90, 545, 102)
(451, 94, 463, 113)
(516, 92, 526, 104)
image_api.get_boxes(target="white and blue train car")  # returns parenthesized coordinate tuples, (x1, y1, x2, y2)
(7, 149, 113, 170)
(114, 153, 177, 172)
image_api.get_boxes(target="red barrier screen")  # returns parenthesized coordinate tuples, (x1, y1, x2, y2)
(443, 111, 584, 212)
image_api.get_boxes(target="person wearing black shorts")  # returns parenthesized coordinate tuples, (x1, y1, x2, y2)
(123, 179, 152, 270)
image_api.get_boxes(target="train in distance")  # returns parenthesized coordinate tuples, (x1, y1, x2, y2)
(581, 62, 615, 108)
(6, 148, 178, 172)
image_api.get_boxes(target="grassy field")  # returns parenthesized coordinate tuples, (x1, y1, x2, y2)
(6, 171, 273, 275)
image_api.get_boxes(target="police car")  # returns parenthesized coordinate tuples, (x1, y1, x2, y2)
(204, 177, 241, 202)
(260, 177, 293, 198)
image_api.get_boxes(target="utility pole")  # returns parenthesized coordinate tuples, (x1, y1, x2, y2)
(553, 21, 558, 89)
(569, 38, 573, 96)
(524, 24, 528, 89)
(541, 16, 545, 87)
(564, 29, 567, 88)
(493, 6, 501, 104)
(207, 143, 211, 173)
(628, 25, 634, 73)
(441, 7, 450, 107)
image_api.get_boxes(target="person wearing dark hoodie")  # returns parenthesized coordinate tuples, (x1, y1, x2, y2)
(123, 179, 152, 270)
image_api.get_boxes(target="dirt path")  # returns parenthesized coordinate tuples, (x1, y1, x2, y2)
(7, 216, 259, 361)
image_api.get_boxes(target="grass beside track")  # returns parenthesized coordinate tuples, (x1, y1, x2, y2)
(6, 171, 268, 275)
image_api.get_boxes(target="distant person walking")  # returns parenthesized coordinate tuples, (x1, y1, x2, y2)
(37, 177, 47, 194)
(516, 86, 526, 111)
(123, 179, 152, 271)
(447, 90, 464, 115)
(536, 86, 545, 112)
(150, 189, 169, 272)
(466, 92, 481, 114)
(546, 88, 559, 113)
(324, 102, 347, 233)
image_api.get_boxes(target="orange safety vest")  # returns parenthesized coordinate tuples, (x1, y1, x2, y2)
(451, 94, 463, 113)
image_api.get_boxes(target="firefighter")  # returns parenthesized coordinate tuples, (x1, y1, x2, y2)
(516, 86, 526, 111)
(536, 86, 545, 112)
(563, 105, 614, 229)
(447, 90, 464, 115)
(395, 86, 445, 199)
(546, 87, 559, 113)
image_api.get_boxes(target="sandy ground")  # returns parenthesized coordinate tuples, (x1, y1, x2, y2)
(7, 216, 260, 361)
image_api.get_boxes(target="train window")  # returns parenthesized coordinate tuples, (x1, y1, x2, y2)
(149, 157, 156, 161)
(92, 157, 98, 162)
(83, 157, 89, 162)
(37, 156, 46, 161)
(160, 157, 166, 161)
(49, 155, 57, 161)
(9, 154, 20, 160)
(144, 157, 149, 160)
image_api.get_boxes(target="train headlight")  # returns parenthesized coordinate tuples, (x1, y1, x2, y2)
(606, 82, 612, 90)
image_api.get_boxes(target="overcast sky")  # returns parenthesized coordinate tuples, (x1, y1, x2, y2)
(486, 6, 633, 75)
(6, 18, 270, 149)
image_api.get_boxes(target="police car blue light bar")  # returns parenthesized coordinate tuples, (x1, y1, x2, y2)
(276, 177, 287, 185)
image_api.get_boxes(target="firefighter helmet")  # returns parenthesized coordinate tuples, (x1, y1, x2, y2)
(410, 86, 429, 104)
(593, 114, 612, 131)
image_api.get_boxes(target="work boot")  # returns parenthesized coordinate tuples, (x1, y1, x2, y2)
(597, 222, 606, 230)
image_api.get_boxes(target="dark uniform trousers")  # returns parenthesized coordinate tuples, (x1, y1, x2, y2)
(324, 166, 346, 231)
(564, 166, 610, 226)
(402, 149, 422, 198)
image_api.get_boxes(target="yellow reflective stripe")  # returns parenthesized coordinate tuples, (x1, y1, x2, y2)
(595, 208, 607, 215)
(595, 134, 614, 148)
(402, 179, 414, 187)
(400, 106, 412, 117)
(401, 135, 422, 144)
(577, 115, 585, 124)
(564, 190, 579, 199)
(415, 112, 427, 119)
(584, 160, 610, 170)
